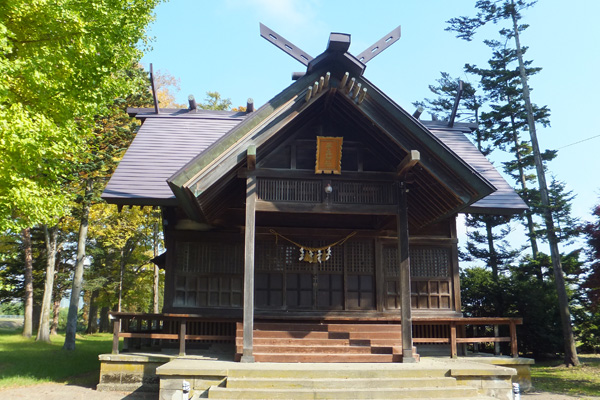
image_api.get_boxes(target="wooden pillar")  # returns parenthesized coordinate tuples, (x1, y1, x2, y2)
(510, 320, 518, 358)
(450, 322, 457, 358)
(179, 320, 186, 356)
(397, 181, 416, 363)
(111, 317, 120, 354)
(241, 175, 257, 363)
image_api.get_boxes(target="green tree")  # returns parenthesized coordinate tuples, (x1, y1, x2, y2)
(1, 0, 161, 343)
(448, 0, 579, 366)
(199, 91, 233, 111)
(580, 202, 600, 346)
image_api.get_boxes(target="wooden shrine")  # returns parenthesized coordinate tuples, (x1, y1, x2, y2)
(103, 29, 527, 363)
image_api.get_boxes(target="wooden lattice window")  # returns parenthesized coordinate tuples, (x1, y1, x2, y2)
(346, 241, 374, 274)
(411, 247, 450, 278)
(383, 244, 453, 311)
(257, 178, 321, 202)
(176, 242, 243, 274)
(382, 245, 450, 278)
(331, 181, 396, 205)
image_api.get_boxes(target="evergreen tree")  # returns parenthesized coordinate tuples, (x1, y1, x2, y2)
(447, 0, 579, 366)
(465, 38, 551, 267)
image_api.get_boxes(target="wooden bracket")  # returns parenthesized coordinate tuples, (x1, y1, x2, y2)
(397, 150, 420, 178)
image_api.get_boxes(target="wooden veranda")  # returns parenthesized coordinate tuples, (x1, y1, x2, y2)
(109, 312, 522, 361)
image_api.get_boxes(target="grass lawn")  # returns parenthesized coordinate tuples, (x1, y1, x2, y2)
(531, 354, 600, 397)
(0, 327, 113, 389)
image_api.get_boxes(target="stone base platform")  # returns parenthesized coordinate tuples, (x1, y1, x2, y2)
(98, 349, 532, 399)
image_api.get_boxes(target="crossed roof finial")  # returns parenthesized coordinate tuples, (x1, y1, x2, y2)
(259, 23, 401, 67)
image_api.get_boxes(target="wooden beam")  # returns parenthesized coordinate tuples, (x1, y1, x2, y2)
(255, 200, 397, 215)
(397, 182, 417, 363)
(241, 176, 257, 363)
(396, 150, 420, 177)
(247, 145, 256, 171)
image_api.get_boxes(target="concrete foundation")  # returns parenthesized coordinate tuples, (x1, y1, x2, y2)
(98, 350, 532, 399)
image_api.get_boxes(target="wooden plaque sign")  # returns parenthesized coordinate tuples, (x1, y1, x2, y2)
(315, 136, 343, 174)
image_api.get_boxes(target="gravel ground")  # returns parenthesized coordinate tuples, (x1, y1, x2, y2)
(0, 383, 598, 400)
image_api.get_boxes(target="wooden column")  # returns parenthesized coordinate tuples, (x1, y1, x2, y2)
(178, 320, 186, 356)
(241, 175, 257, 363)
(397, 181, 417, 362)
(111, 317, 120, 354)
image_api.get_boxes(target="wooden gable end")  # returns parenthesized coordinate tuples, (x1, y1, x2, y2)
(167, 53, 496, 229)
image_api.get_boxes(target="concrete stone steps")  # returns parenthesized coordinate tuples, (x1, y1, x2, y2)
(225, 366, 450, 380)
(225, 376, 459, 389)
(207, 386, 481, 399)
(156, 358, 516, 399)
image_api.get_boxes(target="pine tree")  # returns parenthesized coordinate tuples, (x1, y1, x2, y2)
(447, 0, 579, 366)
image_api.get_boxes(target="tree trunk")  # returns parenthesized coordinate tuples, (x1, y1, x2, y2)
(509, 115, 540, 264)
(485, 219, 498, 279)
(153, 214, 160, 313)
(118, 248, 125, 312)
(37, 225, 58, 342)
(22, 227, 33, 338)
(63, 179, 92, 350)
(510, 1, 579, 366)
(86, 289, 99, 334)
(50, 299, 60, 335)
(99, 306, 110, 333)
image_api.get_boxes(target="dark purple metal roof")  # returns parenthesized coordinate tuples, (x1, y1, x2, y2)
(102, 109, 246, 205)
(103, 108, 525, 214)
(426, 124, 528, 214)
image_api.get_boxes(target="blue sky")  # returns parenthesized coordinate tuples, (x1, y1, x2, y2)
(140, 0, 600, 254)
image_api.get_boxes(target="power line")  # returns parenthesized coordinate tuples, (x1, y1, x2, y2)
(556, 134, 600, 150)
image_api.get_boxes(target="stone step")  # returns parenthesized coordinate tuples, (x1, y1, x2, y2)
(207, 386, 480, 399)
(226, 366, 449, 380)
(225, 376, 458, 389)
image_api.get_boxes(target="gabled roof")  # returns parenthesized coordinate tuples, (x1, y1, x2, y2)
(426, 124, 527, 215)
(102, 34, 527, 223)
(102, 109, 246, 206)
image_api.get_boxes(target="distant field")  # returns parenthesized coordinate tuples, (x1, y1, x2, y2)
(0, 317, 23, 330)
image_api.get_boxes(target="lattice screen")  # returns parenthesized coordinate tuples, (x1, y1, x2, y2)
(176, 242, 243, 274)
(257, 178, 396, 205)
(331, 181, 396, 205)
(382, 245, 450, 278)
(257, 178, 322, 202)
(255, 239, 370, 274)
(345, 241, 374, 273)
(411, 247, 450, 278)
